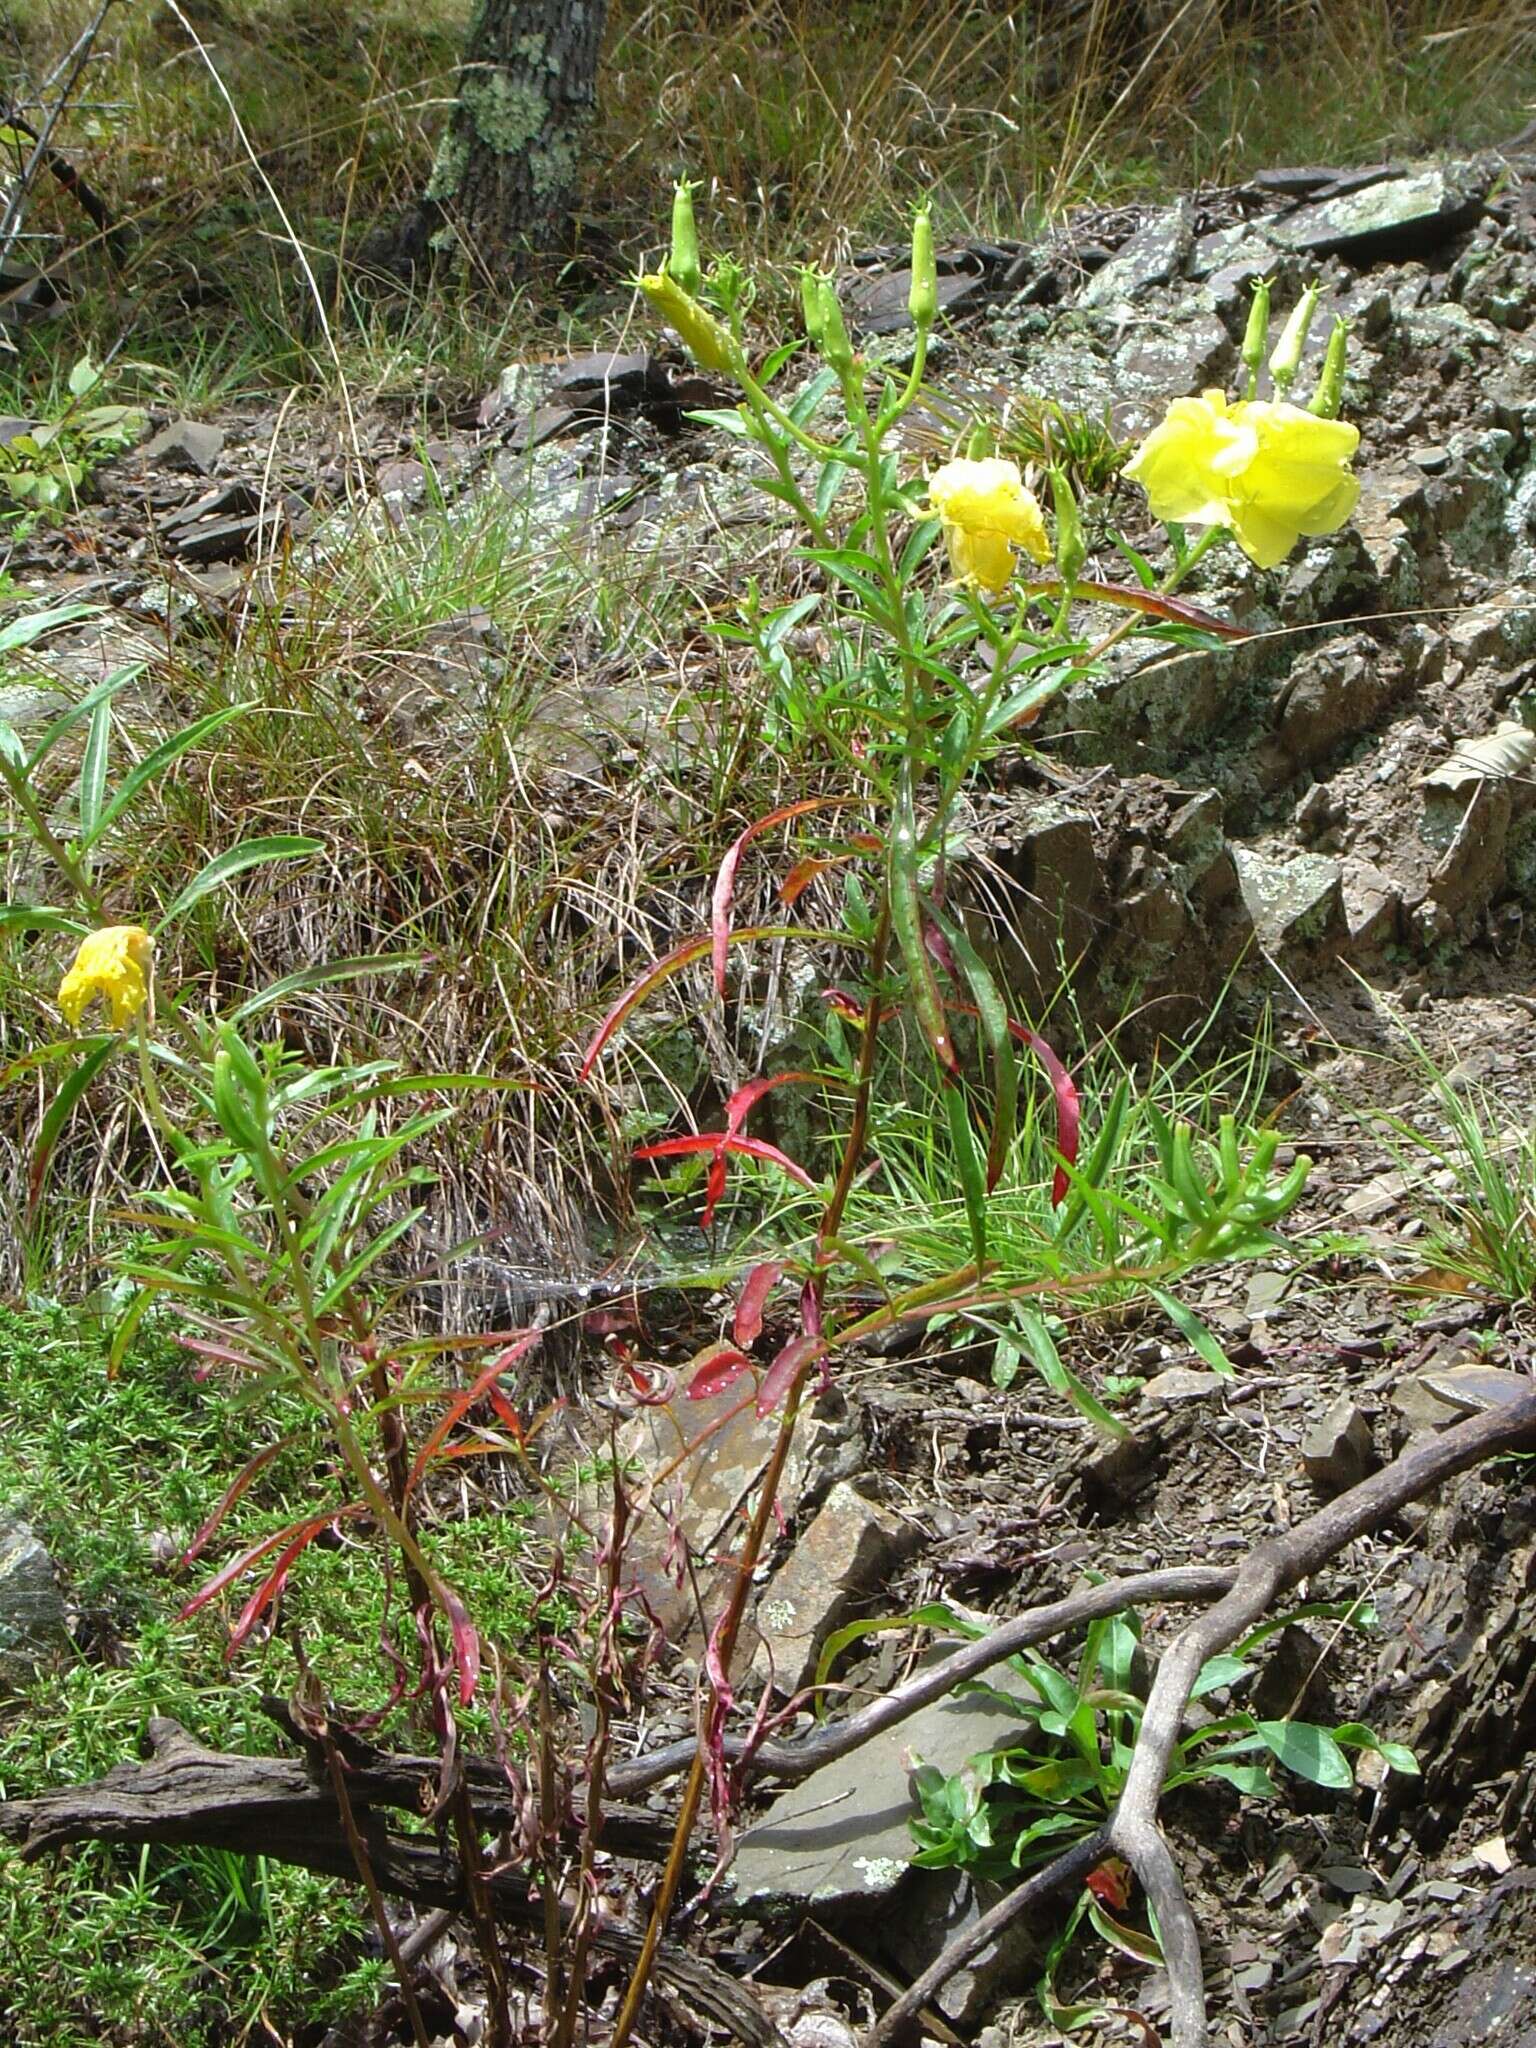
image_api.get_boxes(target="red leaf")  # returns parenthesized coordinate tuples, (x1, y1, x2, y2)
(633, 1132, 816, 1190)
(734, 1261, 785, 1347)
(181, 1507, 358, 1622)
(755, 1331, 825, 1416)
(227, 1522, 329, 1653)
(406, 1328, 542, 1498)
(1009, 1023, 1080, 1206)
(702, 1152, 729, 1230)
(712, 798, 865, 999)
(688, 1344, 753, 1400)
(442, 1584, 480, 1705)
(722, 1069, 817, 1139)
(579, 927, 792, 1079)
(178, 1438, 293, 1569)
(1085, 1856, 1133, 1910)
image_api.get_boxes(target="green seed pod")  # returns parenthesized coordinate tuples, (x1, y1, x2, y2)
(800, 267, 827, 344)
(908, 203, 937, 329)
(817, 277, 855, 374)
(1240, 276, 1271, 398)
(668, 178, 702, 297)
(1269, 280, 1320, 397)
(1309, 316, 1350, 418)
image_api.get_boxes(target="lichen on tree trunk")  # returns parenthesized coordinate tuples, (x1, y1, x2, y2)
(426, 0, 608, 274)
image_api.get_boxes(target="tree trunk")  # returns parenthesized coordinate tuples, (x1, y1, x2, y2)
(424, 0, 609, 277)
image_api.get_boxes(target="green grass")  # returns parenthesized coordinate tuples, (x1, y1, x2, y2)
(0, 1299, 547, 2046)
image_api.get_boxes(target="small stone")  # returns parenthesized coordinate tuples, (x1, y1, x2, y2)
(0, 1518, 70, 1684)
(1140, 1367, 1225, 1404)
(1300, 1398, 1376, 1496)
(143, 419, 224, 475)
(1231, 846, 1344, 954)
(1079, 199, 1194, 307)
(754, 1481, 919, 1692)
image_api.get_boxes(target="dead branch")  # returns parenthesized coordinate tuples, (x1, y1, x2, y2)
(1104, 1384, 1536, 2048)
(0, 1717, 779, 2047)
(606, 1565, 1235, 1795)
(862, 1830, 1109, 2048)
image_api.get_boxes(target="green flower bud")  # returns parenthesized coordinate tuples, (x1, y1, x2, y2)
(800, 267, 827, 344)
(1309, 315, 1350, 418)
(668, 178, 702, 297)
(817, 277, 854, 375)
(1269, 280, 1319, 397)
(1240, 275, 1271, 398)
(963, 419, 995, 461)
(1050, 465, 1086, 590)
(637, 272, 745, 379)
(908, 203, 937, 330)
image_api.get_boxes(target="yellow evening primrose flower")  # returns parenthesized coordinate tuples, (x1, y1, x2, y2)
(927, 457, 1050, 596)
(1124, 388, 1359, 570)
(1217, 398, 1360, 570)
(1121, 391, 1254, 531)
(57, 925, 154, 1031)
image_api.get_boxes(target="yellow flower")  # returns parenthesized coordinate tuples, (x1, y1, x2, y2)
(57, 925, 154, 1031)
(636, 272, 744, 377)
(927, 457, 1050, 595)
(1218, 398, 1360, 569)
(1124, 388, 1359, 570)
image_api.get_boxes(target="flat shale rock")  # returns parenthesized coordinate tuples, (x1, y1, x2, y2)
(1270, 163, 1489, 263)
(728, 1664, 1036, 1912)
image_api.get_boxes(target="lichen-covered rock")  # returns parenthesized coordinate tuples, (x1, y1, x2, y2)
(0, 1519, 70, 1685)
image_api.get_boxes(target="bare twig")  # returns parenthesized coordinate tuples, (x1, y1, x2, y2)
(606, 1566, 1235, 1795)
(1104, 1386, 1536, 2048)
(861, 1830, 1108, 2048)
(0, 0, 117, 270)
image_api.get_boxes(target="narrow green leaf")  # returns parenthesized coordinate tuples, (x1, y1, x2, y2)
(945, 1081, 989, 1266)
(156, 836, 322, 928)
(1147, 1285, 1235, 1378)
(78, 706, 247, 851)
(77, 695, 112, 841)
(28, 1039, 118, 1215)
(1016, 1304, 1130, 1439)
(228, 953, 420, 1023)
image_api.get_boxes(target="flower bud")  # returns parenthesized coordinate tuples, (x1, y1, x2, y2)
(637, 272, 745, 378)
(800, 267, 827, 344)
(1240, 275, 1271, 398)
(1269, 280, 1319, 396)
(963, 419, 995, 461)
(1050, 465, 1085, 590)
(668, 178, 702, 297)
(908, 203, 937, 329)
(816, 277, 854, 375)
(1309, 315, 1350, 418)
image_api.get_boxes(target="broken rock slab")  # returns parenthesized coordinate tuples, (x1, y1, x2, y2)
(1270, 162, 1487, 264)
(1078, 199, 1194, 308)
(754, 1481, 919, 1693)
(143, 419, 225, 476)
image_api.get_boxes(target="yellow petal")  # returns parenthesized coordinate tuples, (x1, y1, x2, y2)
(1124, 393, 1252, 527)
(57, 925, 153, 1032)
(928, 458, 1050, 590)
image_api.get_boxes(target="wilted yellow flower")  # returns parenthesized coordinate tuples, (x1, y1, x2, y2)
(636, 272, 744, 377)
(927, 457, 1050, 595)
(57, 925, 153, 1031)
(1124, 389, 1359, 570)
